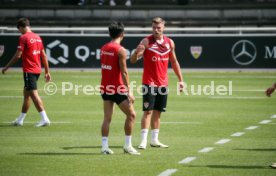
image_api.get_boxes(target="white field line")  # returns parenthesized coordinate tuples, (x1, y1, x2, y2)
(0, 96, 47, 98)
(186, 76, 276, 79)
(166, 89, 264, 92)
(271, 114, 276, 119)
(158, 169, 178, 176)
(3, 121, 72, 124)
(245, 126, 259, 130)
(70, 75, 276, 79)
(178, 157, 197, 164)
(259, 120, 272, 124)
(230, 90, 265, 92)
(0, 89, 267, 93)
(160, 122, 203, 124)
(3, 74, 276, 79)
(215, 139, 231, 145)
(209, 96, 267, 100)
(198, 147, 214, 153)
(231, 132, 245, 137)
(2, 121, 199, 125)
(135, 121, 202, 125)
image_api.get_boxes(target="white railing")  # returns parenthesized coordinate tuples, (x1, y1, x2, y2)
(1, 26, 276, 33)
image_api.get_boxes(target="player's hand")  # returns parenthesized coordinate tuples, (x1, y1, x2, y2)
(136, 44, 145, 56)
(45, 73, 51, 83)
(2, 67, 8, 74)
(178, 81, 185, 93)
(128, 93, 135, 104)
(266, 87, 275, 97)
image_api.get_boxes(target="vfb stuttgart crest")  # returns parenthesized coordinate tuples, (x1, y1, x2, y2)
(190, 46, 202, 59)
(143, 102, 149, 109)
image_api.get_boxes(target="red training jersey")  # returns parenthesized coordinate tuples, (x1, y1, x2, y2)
(18, 32, 44, 74)
(142, 35, 172, 86)
(100, 42, 127, 94)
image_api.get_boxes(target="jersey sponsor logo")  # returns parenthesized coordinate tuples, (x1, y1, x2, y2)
(30, 38, 42, 44)
(32, 50, 41, 55)
(190, 46, 202, 59)
(101, 64, 112, 70)
(0, 45, 4, 57)
(152, 56, 169, 62)
(231, 40, 257, 66)
(101, 50, 114, 56)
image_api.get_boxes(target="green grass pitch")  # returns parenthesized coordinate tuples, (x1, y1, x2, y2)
(0, 70, 276, 176)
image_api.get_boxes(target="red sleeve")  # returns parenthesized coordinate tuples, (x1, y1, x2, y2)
(17, 35, 25, 51)
(39, 36, 45, 51)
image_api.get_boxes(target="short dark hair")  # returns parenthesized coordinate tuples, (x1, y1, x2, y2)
(17, 18, 30, 29)
(108, 21, 124, 39)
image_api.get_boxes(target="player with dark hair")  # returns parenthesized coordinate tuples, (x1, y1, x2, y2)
(130, 17, 184, 149)
(2, 18, 51, 127)
(100, 21, 140, 155)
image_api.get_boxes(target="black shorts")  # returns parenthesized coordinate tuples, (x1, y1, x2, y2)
(142, 84, 168, 112)
(23, 72, 40, 91)
(101, 93, 128, 105)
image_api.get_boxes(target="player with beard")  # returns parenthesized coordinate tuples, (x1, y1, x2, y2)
(130, 17, 184, 149)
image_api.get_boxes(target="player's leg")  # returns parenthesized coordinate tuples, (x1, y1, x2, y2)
(138, 85, 155, 149)
(118, 97, 140, 155)
(22, 89, 32, 113)
(118, 100, 136, 136)
(101, 96, 114, 154)
(150, 110, 168, 148)
(11, 89, 31, 126)
(138, 110, 152, 149)
(150, 86, 168, 148)
(30, 90, 51, 127)
(25, 73, 50, 127)
(30, 90, 44, 112)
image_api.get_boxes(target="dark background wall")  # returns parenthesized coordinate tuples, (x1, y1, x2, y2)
(1, 34, 275, 68)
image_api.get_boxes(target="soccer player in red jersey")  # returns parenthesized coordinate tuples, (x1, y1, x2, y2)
(100, 21, 140, 155)
(2, 18, 51, 127)
(130, 17, 184, 149)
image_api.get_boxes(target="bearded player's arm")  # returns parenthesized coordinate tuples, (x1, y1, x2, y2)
(119, 47, 135, 103)
(169, 39, 184, 92)
(130, 38, 148, 64)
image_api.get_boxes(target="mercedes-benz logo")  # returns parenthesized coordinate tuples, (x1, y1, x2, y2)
(231, 40, 257, 66)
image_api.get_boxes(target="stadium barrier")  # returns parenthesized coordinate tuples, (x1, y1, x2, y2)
(0, 27, 276, 68)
